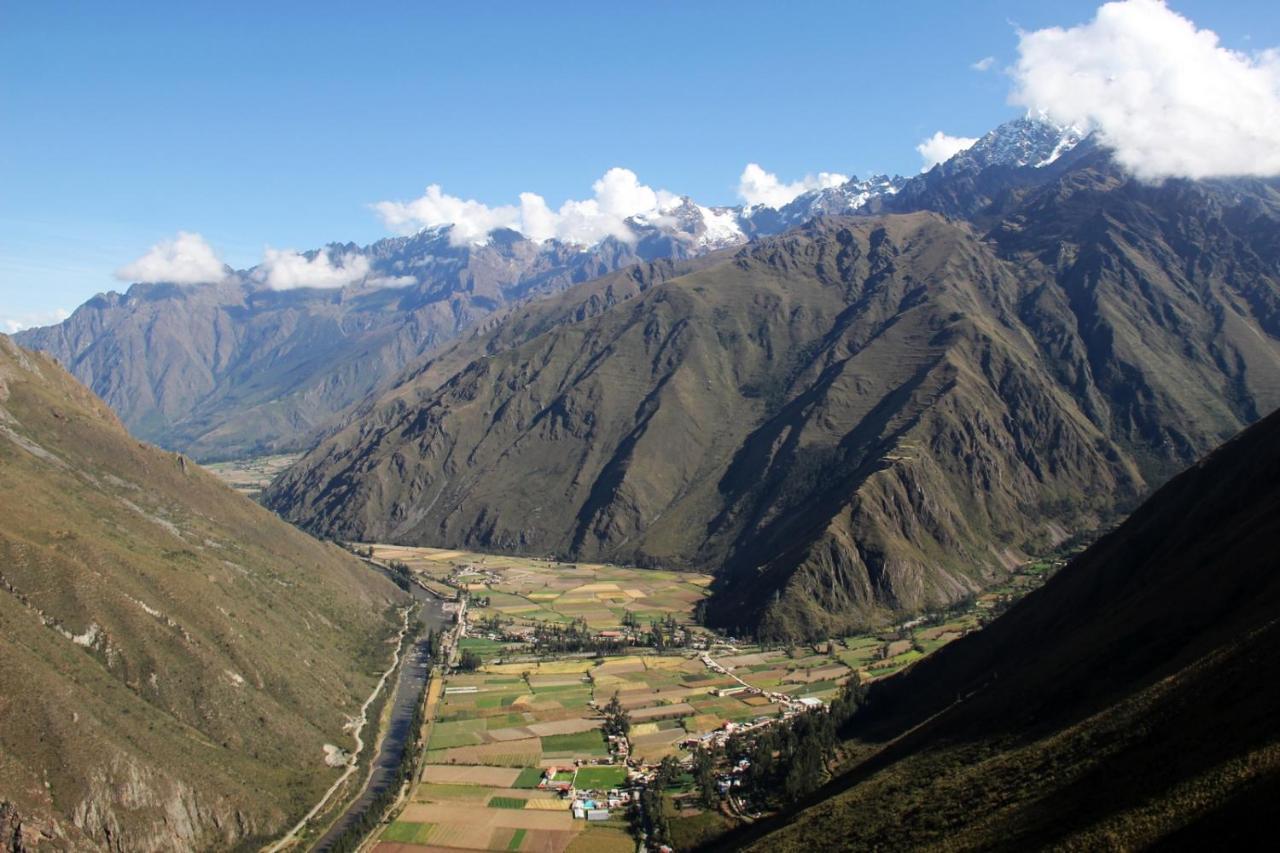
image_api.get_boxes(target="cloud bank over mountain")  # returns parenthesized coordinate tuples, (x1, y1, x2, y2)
(115, 231, 226, 284)
(255, 248, 371, 290)
(372, 167, 680, 247)
(1, 307, 69, 334)
(1012, 0, 1280, 180)
(916, 132, 979, 171)
(736, 164, 849, 208)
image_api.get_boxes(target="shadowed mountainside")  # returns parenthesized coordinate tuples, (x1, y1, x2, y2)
(0, 335, 407, 851)
(736, 404, 1280, 850)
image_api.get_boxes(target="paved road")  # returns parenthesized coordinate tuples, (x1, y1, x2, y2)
(311, 574, 450, 852)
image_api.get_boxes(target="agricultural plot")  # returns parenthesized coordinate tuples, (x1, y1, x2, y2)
(426, 666, 607, 767)
(361, 543, 712, 630)
(201, 453, 301, 499)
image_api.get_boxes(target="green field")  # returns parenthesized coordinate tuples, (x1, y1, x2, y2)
(542, 730, 607, 754)
(512, 767, 546, 788)
(381, 821, 434, 844)
(487, 796, 528, 809)
(363, 543, 714, 630)
(573, 765, 629, 789)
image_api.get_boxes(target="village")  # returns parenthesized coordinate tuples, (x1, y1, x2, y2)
(362, 543, 1063, 852)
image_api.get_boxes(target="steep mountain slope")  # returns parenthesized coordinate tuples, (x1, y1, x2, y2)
(266, 158, 1280, 638)
(739, 405, 1280, 851)
(0, 335, 407, 850)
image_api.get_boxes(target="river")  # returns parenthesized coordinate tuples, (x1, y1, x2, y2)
(310, 572, 451, 852)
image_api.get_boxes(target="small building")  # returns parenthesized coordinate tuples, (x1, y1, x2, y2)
(798, 696, 825, 710)
(587, 809, 610, 821)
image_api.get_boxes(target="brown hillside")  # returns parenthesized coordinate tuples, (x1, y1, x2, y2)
(0, 335, 407, 850)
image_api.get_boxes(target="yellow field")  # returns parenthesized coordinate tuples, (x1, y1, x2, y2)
(359, 543, 712, 631)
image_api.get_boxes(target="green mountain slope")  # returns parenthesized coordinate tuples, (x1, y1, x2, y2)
(0, 335, 408, 850)
(737, 404, 1280, 851)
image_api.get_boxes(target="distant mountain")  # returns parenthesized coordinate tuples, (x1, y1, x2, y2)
(11, 174, 909, 461)
(873, 116, 1087, 219)
(0, 335, 407, 849)
(13, 228, 703, 460)
(737, 404, 1280, 850)
(11, 117, 1091, 463)
(265, 147, 1280, 639)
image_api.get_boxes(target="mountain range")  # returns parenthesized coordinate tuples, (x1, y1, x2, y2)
(0, 334, 407, 850)
(13, 121, 1075, 462)
(737, 402, 1280, 849)
(16, 117, 1280, 640)
(265, 136, 1280, 639)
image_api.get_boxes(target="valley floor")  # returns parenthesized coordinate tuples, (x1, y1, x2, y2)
(349, 544, 1067, 852)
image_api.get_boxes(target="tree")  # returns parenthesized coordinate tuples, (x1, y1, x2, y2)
(655, 755, 682, 790)
(694, 746, 718, 806)
(457, 649, 482, 671)
(783, 737, 824, 802)
(603, 692, 631, 738)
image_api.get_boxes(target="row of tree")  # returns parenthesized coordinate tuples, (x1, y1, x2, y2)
(722, 679, 867, 807)
(631, 755, 685, 847)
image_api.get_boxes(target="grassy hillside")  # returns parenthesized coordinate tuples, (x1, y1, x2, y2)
(0, 335, 408, 850)
(732, 406, 1280, 850)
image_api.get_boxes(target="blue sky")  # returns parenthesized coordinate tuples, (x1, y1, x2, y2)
(2, 1, 1277, 326)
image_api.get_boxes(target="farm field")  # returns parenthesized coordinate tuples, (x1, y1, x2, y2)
(201, 453, 301, 499)
(377, 660, 634, 853)
(362, 543, 713, 630)
(372, 549, 1065, 850)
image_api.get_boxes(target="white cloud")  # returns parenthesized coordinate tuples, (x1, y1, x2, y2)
(916, 132, 980, 171)
(373, 168, 680, 247)
(373, 185, 520, 244)
(972, 56, 997, 71)
(115, 231, 226, 284)
(255, 248, 371, 290)
(736, 164, 849, 209)
(1, 307, 70, 334)
(1011, 0, 1280, 180)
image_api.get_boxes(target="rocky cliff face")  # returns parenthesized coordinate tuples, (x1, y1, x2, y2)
(0, 334, 407, 850)
(266, 155, 1280, 638)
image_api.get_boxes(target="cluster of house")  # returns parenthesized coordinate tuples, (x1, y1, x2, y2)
(605, 732, 630, 761)
(445, 563, 503, 588)
(674, 696, 827, 756)
(569, 791, 631, 821)
(535, 766, 637, 822)
(716, 758, 754, 796)
(486, 624, 653, 647)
